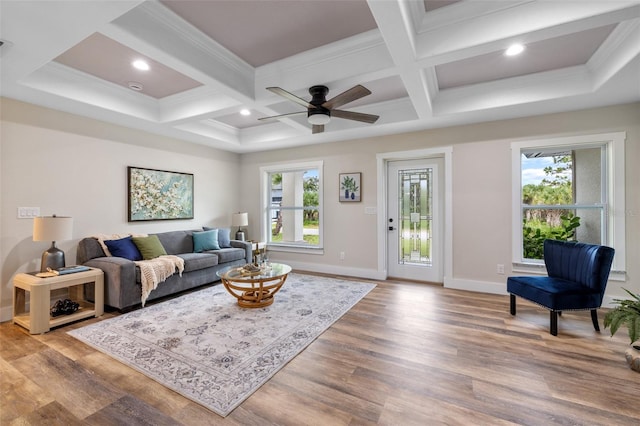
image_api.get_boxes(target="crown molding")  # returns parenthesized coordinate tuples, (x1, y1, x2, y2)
(23, 62, 160, 121)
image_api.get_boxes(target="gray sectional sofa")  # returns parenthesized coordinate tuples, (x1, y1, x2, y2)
(76, 229, 251, 312)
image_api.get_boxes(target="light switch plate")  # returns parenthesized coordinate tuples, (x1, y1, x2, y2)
(17, 207, 40, 218)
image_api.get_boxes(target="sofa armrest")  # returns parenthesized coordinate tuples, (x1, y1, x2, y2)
(83, 257, 136, 310)
(230, 240, 252, 264)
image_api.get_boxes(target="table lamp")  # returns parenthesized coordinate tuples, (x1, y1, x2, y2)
(232, 212, 248, 241)
(33, 215, 73, 272)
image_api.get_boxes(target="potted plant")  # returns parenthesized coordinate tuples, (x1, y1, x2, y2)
(341, 175, 358, 199)
(603, 288, 640, 372)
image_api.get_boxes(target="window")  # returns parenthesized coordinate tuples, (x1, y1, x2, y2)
(511, 133, 625, 276)
(260, 161, 323, 252)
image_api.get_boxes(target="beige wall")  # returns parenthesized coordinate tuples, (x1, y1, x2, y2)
(240, 102, 640, 301)
(1, 98, 638, 322)
(0, 98, 241, 321)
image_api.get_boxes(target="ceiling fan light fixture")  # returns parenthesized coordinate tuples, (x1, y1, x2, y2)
(308, 112, 330, 125)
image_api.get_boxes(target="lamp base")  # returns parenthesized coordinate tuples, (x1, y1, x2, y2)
(235, 230, 246, 241)
(41, 244, 65, 272)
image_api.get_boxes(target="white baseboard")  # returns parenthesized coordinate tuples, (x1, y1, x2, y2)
(0, 305, 13, 323)
(444, 277, 508, 295)
(285, 261, 385, 281)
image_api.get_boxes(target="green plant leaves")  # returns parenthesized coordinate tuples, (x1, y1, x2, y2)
(604, 288, 640, 343)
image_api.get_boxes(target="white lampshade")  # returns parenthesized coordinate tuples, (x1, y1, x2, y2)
(232, 212, 248, 227)
(33, 216, 73, 242)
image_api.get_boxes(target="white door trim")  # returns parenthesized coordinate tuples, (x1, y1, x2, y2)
(376, 147, 453, 282)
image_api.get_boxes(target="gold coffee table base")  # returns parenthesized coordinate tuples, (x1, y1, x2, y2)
(218, 264, 291, 308)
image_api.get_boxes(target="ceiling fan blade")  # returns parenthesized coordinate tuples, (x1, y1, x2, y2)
(266, 87, 313, 109)
(258, 111, 306, 121)
(322, 84, 371, 110)
(331, 109, 379, 124)
(312, 124, 324, 134)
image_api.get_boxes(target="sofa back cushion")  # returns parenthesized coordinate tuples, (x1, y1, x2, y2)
(153, 230, 195, 255)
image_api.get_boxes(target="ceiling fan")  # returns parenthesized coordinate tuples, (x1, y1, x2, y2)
(259, 85, 379, 134)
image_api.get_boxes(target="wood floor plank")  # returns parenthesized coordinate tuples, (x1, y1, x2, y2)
(9, 401, 85, 426)
(0, 357, 55, 423)
(2, 275, 639, 424)
(11, 348, 125, 420)
(85, 395, 180, 426)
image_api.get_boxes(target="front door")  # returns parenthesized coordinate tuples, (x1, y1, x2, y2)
(387, 158, 443, 282)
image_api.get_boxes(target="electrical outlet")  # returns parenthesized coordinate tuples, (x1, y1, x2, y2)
(497, 264, 505, 275)
(339, 251, 345, 260)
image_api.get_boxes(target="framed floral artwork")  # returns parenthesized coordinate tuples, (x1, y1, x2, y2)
(128, 166, 194, 221)
(339, 172, 361, 202)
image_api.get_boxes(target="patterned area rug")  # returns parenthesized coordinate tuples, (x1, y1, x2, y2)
(68, 273, 376, 417)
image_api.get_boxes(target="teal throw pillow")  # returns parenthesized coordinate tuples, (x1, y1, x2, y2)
(132, 235, 167, 260)
(193, 229, 220, 252)
(203, 226, 232, 248)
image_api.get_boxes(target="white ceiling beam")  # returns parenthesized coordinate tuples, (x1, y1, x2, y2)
(254, 30, 394, 102)
(367, 0, 434, 119)
(588, 20, 640, 91)
(22, 62, 160, 121)
(433, 66, 593, 116)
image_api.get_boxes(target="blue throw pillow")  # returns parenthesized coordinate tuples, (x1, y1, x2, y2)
(193, 229, 220, 252)
(104, 236, 142, 261)
(203, 227, 232, 248)
(217, 228, 232, 248)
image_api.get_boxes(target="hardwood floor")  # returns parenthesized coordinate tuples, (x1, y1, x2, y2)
(2, 276, 639, 425)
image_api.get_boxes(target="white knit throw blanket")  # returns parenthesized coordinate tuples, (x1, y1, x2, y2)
(135, 255, 185, 306)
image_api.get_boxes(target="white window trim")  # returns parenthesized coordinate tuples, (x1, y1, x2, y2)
(511, 132, 626, 280)
(259, 160, 324, 254)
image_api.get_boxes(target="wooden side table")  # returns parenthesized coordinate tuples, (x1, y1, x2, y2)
(13, 268, 104, 334)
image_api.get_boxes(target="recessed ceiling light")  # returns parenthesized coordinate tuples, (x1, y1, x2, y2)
(132, 59, 150, 71)
(505, 44, 525, 56)
(240, 109, 251, 116)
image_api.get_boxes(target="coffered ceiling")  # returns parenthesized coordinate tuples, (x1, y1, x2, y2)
(1, 1, 639, 153)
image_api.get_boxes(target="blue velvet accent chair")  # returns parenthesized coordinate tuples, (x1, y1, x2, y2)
(507, 239, 615, 336)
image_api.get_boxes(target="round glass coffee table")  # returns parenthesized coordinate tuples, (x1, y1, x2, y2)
(216, 263, 291, 308)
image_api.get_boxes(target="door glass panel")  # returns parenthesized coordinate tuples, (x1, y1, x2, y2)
(398, 168, 432, 266)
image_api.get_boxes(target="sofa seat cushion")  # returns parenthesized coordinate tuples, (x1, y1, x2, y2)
(507, 276, 601, 311)
(210, 247, 246, 264)
(178, 253, 219, 273)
